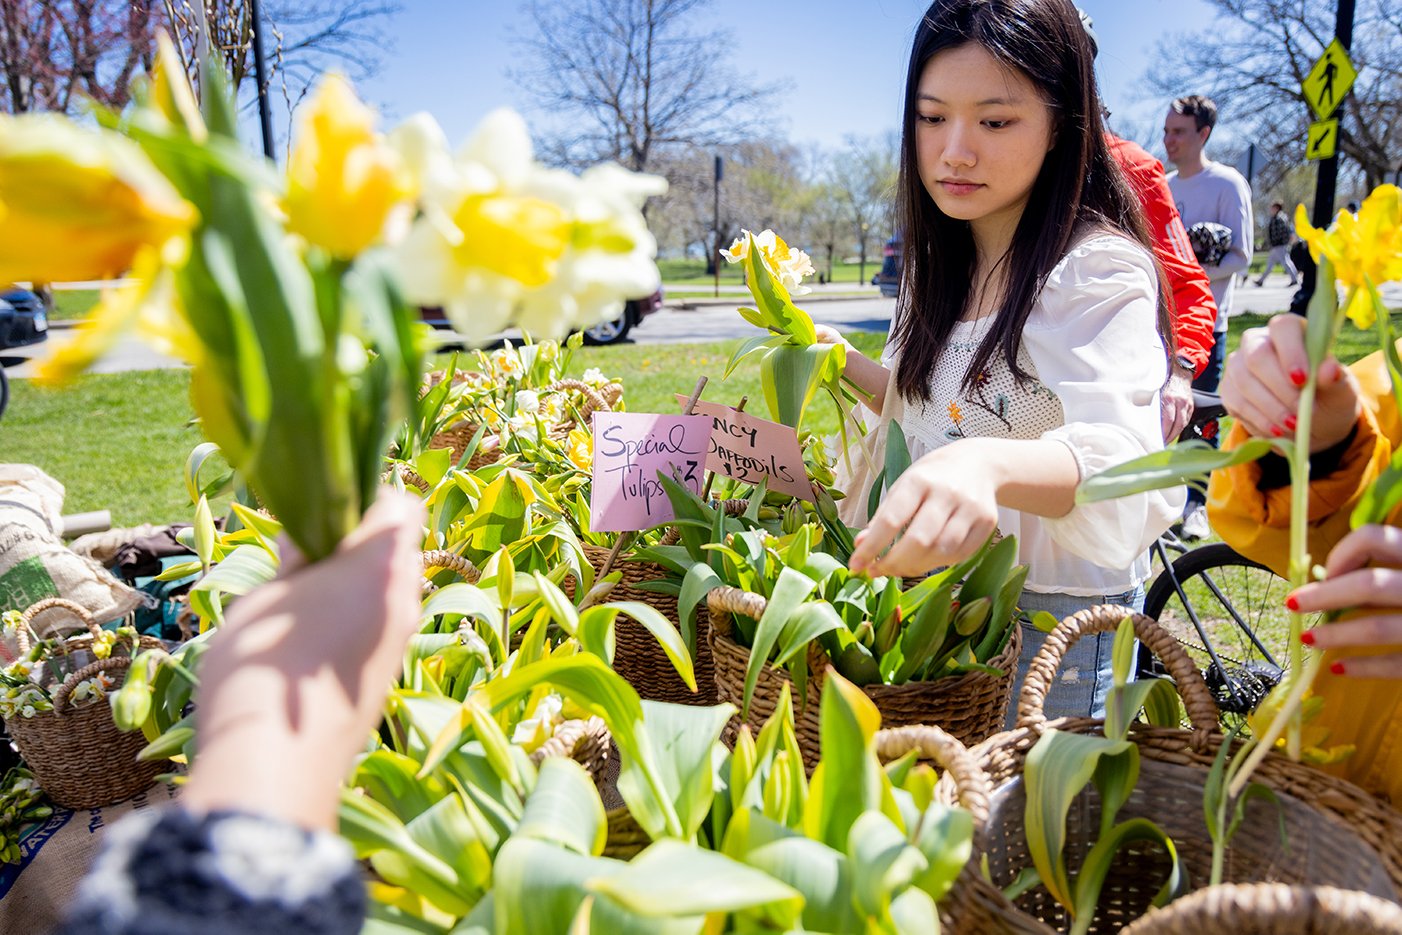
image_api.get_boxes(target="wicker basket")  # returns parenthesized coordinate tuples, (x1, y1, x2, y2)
(4, 599, 170, 809)
(429, 378, 619, 471)
(707, 586, 1020, 769)
(528, 716, 611, 787)
(1122, 883, 1402, 934)
(602, 722, 994, 865)
(935, 605, 1402, 934)
(582, 542, 721, 707)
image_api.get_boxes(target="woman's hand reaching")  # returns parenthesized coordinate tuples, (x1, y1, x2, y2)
(1290, 524, 1402, 680)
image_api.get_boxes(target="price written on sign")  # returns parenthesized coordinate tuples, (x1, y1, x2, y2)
(589, 412, 711, 532)
(674, 396, 816, 501)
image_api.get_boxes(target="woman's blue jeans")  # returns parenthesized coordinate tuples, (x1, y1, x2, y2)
(1005, 586, 1145, 729)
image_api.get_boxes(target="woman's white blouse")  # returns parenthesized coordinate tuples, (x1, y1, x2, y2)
(889, 233, 1185, 595)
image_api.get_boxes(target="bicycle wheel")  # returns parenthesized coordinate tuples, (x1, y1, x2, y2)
(1141, 542, 1300, 719)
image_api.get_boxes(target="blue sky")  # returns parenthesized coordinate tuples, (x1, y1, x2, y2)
(349, 0, 1229, 162)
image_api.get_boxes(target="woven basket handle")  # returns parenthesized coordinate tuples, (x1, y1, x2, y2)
(1016, 605, 1220, 745)
(422, 550, 480, 583)
(706, 586, 831, 706)
(51, 656, 132, 714)
(19, 598, 102, 653)
(874, 724, 992, 826)
(1120, 883, 1402, 934)
(707, 586, 770, 638)
(546, 379, 612, 424)
(527, 716, 607, 767)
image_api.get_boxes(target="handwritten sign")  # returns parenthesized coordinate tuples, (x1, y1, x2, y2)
(590, 413, 711, 532)
(675, 397, 815, 501)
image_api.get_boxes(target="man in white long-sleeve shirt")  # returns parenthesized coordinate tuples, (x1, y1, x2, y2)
(1164, 93, 1252, 539)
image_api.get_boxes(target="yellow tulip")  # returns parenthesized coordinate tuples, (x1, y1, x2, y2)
(147, 33, 206, 141)
(566, 426, 593, 471)
(1295, 185, 1402, 329)
(284, 74, 412, 259)
(0, 114, 195, 284)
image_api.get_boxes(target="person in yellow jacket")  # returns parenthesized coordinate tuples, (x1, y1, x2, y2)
(1210, 312, 1401, 804)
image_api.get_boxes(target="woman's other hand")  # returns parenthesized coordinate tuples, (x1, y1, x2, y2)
(1219, 313, 1361, 452)
(182, 490, 427, 830)
(1291, 524, 1402, 680)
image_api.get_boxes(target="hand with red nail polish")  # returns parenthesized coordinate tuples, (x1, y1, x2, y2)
(1217, 313, 1362, 453)
(1285, 524, 1402, 680)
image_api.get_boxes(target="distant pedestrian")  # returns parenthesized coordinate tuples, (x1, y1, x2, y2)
(1255, 201, 1298, 286)
(1165, 93, 1253, 541)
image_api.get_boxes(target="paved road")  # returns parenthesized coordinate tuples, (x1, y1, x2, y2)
(12, 278, 1398, 375)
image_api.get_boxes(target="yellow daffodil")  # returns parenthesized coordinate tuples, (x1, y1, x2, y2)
(285, 75, 413, 259)
(1295, 185, 1402, 329)
(566, 426, 593, 471)
(0, 114, 195, 284)
(1247, 690, 1355, 767)
(721, 228, 816, 294)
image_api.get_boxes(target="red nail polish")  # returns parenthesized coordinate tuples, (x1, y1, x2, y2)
(1300, 629, 1316, 645)
(1330, 660, 1346, 676)
(1283, 414, 1297, 432)
(1270, 424, 1284, 438)
(1285, 594, 1301, 611)
(1289, 369, 1307, 387)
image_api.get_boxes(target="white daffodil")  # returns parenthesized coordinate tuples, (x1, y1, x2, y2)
(539, 393, 566, 424)
(581, 367, 609, 387)
(721, 228, 816, 295)
(389, 109, 665, 344)
(514, 389, 541, 414)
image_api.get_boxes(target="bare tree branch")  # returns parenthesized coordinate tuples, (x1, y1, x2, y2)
(1145, 0, 1400, 189)
(510, 0, 785, 175)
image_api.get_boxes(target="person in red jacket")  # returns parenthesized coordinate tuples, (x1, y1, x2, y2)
(1076, 9, 1217, 444)
(1108, 133, 1219, 442)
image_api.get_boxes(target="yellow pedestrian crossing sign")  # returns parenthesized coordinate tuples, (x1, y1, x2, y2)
(1302, 38, 1356, 120)
(1306, 118, 1338, 161)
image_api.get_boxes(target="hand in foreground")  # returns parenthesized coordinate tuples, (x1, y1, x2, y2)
(848, 444, 999, 578)
(1218, 313, 1361, 452)
(812, 323, 845, 345)
(1160, 366, 1195, 442)
(182, 491, 427, 830)
(1290, 524, 1402, 680)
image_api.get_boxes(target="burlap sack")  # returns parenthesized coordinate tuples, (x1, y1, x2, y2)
(0, 466, 139, 641)
(0, 780, 181, 935)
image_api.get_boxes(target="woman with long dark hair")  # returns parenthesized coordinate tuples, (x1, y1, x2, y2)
(832, 0, 1183, 717)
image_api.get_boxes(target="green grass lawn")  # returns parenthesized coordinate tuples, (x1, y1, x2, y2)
(49, 288, 100, 321)
(659, 256, 883, 286)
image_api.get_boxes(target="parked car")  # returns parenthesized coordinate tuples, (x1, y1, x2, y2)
(582, 287, 664, 345)
(871, 236, 903, 298)
(0, 285, 49, 418)
(420, 288, 665, 346)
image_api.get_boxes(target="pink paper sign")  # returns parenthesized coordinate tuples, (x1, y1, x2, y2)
(590, 413, 712, 532)
(675, 397, 815, 501)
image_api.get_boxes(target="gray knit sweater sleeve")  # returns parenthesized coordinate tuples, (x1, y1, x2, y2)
(56, 807, 364, 935)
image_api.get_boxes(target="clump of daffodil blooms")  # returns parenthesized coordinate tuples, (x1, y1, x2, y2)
(15, 31, 663, 563)
(721, 228, 817, 296)
(1294, 185, 1402, 330)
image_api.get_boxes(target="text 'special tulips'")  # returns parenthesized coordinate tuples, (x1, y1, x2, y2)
(7, 35, 665, 562)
